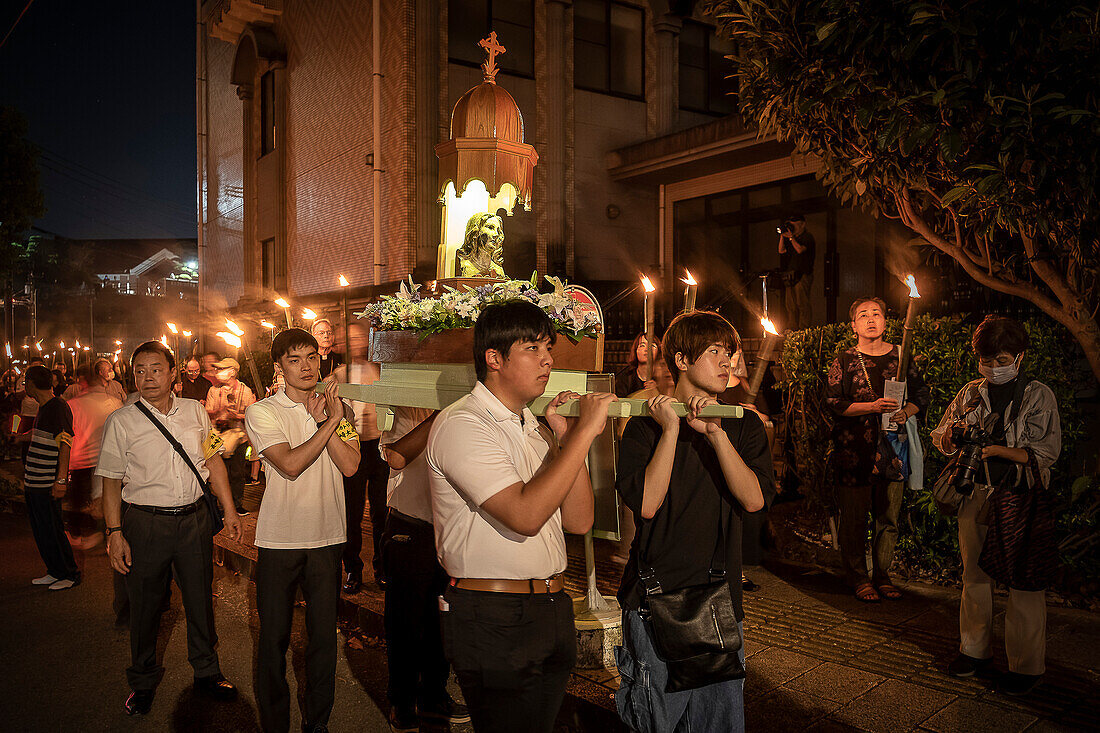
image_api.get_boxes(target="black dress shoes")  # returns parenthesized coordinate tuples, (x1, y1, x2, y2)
(124, 689, 155, 715)
(194, 673, 239, 701)
(342, 572, 362, 594)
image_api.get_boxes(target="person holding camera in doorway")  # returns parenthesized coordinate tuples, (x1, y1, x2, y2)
(777, 213, 816, 330)
(931, 316, 1061, 696)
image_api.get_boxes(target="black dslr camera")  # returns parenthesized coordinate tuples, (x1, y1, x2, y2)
(943, 424, 993, 497)
(776, 220, 795, 235)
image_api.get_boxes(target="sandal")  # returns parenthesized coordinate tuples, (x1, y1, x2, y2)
(854, 582, 881, 603)
(877, 583, 902, 600)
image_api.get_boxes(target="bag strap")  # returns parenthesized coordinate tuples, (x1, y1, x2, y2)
(134, 401, 212, 496)
(636, 464, 731, 596)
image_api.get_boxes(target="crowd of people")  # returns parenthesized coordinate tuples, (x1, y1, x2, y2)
(6, 298, 1062, 732)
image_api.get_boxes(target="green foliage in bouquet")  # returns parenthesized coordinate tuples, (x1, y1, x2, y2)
(355, 274, 602, 343)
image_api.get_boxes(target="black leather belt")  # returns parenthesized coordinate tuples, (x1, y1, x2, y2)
(129, 498, 204, 516)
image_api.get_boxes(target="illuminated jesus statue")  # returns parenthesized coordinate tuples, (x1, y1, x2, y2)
(455, 212, 507, 279)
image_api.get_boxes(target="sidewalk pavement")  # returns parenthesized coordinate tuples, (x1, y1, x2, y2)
(2, 462, 1096, 731)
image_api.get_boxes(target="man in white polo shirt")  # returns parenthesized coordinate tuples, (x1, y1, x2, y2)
(427, 300, 615, 732)
(245, 328, 361, 733)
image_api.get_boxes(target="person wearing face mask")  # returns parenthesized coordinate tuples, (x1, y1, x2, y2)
(205, 358, 257, 515)
(932, 315, 1061, 696)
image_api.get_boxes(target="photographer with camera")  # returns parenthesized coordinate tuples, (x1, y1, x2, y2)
(777, 213, 816, 330)
(932, 316, 1061, 696)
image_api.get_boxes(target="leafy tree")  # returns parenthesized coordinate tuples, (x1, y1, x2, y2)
(705, 0, 1100, 381)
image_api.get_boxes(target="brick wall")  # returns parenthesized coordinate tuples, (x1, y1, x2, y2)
(202, 0, 416, 307)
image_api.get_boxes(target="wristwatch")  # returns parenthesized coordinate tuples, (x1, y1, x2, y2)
(106, 526, 122, 537)
(55, 478, 67, 485)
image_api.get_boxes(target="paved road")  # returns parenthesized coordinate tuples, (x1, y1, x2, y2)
(0, 512, 421, 732)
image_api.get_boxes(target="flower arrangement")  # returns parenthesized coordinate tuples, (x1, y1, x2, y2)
(356, 273, 603, 342)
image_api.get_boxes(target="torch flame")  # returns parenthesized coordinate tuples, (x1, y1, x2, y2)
(338, 274, 350, 287)
(166, 322, 178, 334)
(640, 275, 656, 294)
(681, 270, 697, 286)
(274, 297, 290, 308)
(225, 319, 244, 337)
(301, 308, 317, 320)
(904, 274, 920, 298)
(216, 331, 242, 349)
(760, 317, 780, 336)
(260, 320, 275, 330)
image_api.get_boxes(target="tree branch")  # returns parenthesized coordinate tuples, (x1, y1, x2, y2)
(1021, 231, 1082, 315)
(898, 188, 1068, 320)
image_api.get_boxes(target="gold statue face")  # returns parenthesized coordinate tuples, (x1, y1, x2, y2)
(456, 212, 507, 278)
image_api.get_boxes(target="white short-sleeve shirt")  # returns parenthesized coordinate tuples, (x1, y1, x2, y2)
(245, 390, 351, 549)
(96, 396, 222, 507)
(427, 382, 567, 579)
(382, 406, 435, 523)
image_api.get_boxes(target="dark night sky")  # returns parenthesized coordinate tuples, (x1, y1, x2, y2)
(0, 1, 196, 239)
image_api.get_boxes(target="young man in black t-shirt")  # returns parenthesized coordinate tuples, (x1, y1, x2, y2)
(20, 365, 80, 590)
(615, 311, 774, 733)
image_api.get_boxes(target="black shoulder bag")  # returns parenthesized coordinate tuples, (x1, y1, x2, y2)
(636, 500, 744, 693)
(135, 402, 225, 536)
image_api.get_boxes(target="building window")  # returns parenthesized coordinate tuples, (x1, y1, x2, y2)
(261, 238, 275, 290)
(679, 20, 737, 115)
(574, 0, 644, 99)
(449, 0, 535, 78)
(260, 71, 276, 156)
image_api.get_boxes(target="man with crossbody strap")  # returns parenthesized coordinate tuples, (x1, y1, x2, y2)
(97, 341, 242, 716)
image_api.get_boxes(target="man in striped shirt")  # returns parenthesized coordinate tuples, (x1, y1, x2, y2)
(20, 365, 80, 590)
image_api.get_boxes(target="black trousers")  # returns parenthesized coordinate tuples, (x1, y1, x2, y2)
(123, 503, 220, 691)
(25, 490, 79, 581)
(838, 479, 904, 586)
(225, 449, 249, 509)
(441, 586, 576, 733)
(342, 438, 389, 578)
(381, 510, 450, 709)
(66, 467, 99, 536)
(256, 543, 342, 733)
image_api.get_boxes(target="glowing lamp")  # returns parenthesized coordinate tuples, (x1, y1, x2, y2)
(434, 32, 538, 278)
(301, 308, 317, 321)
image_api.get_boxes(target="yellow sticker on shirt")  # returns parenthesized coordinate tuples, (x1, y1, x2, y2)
(335, 419, 359, 444)
(203, 430, 225, 460)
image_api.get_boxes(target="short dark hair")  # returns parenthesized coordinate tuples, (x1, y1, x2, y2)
(25, 365, 53, 391)
(849, 296, 887, 321)
(28, 357, 44, 366)
(662, 310, 741, 382)
(787, 212, 806, 222)
(473, 300, 556, 382)
(973, 315, 1029, 358)
(130, 340, 176, 371)
(271, 328, 318, 362)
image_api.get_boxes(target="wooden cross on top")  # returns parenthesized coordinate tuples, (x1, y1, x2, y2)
(479, 31, 506, 83)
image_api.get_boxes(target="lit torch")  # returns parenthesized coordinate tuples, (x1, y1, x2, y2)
(745, 316, 782, 404)
(681, 270, 698, 313)
(896, 275, 921, 379)
(884, 274, 921, 430)
(225, 318, 263, 391)
(640, 275, 657, 382)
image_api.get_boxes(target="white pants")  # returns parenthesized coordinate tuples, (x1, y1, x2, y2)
(958, 485, 1047, 675)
